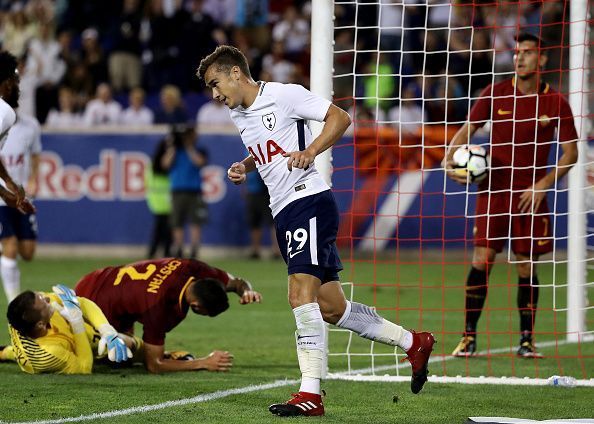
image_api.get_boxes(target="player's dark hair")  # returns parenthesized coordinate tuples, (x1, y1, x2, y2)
(192, 278, 229, 317)
(6, 291, 42, 337)
(0, 51, 18, 85)
(197, 45, 252, 81)
(516, 32, 547, 50)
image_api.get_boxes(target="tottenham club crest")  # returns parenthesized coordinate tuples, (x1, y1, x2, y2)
(262, 112, 276, 131)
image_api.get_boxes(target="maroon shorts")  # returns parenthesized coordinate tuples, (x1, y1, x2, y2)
(473, 191, 553, 255)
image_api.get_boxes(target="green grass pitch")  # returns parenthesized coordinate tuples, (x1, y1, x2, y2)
(0, 256, 592, 423)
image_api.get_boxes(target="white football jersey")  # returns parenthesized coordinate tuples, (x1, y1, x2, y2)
(0, 97, 17, 151)
(230, 82, 332, 217)
(0, 114, 42, 206)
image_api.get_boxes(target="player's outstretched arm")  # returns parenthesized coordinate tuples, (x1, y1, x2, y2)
(283, 104, 351, 171)
(144, 342, 233, 373)
(443, 122, 479, 184)
(226, 277, 262, 304)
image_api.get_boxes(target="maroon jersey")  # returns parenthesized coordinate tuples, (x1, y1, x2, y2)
(469, 78, 578, 191)
(74, 259, 230, 345)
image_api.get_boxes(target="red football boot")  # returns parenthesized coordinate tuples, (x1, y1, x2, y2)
(405, 331, 436, 394)
(269, 391, 325, 417)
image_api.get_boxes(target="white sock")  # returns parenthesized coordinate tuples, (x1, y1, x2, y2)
(336, 301, 413, 352)
(293, 303, 325, 395)
(1, 256, 20, 303)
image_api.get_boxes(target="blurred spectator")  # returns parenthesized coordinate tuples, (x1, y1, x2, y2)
(82, 83, 122, 126)
(378, 0, 404, 70)
(29, 21, 66, 123)
(363, 52, 395, 113)
(388, 84, 425, 137)
(245, 171, 280, 260)
(196, 99, 233, 127)
(146, 138, 172, 258)
(62, 61, 94, 111)
(80, 27, 108, 91)
(162, 125, 208, 259)
(271, 5, 309, 60)
(46, 86, 82, 128)
(109, 0, 143, 93)
(17, 51, 40, 119)
(202, 0, 236, 27)
(56, 29, 79, 70)
(121, 87, 154, 126)
(2, 6, 37, 58)
(154, 84, 188, 124)
(140, 0, 184, 91)
(179, 0, 218, 91)
(261, 41, 295, 84)
(233, 0, 270, 52)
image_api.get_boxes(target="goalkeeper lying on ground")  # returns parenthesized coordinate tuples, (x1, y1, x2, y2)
(0, 285, 135, 374)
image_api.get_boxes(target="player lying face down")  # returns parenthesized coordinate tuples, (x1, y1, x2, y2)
(73, 258, 261, 373)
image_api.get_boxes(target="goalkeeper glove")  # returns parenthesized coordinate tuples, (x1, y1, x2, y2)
(51, 284, 84, 334)
(98, 324, 133, 363)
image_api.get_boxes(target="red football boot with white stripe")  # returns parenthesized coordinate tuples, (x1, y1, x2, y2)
(269, 391, 324, 417)
(405, 331, 436, 394)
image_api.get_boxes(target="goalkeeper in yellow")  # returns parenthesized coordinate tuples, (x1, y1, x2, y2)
(1, 285, 135, 374)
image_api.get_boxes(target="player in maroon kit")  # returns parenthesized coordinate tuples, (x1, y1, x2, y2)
(444, 33, 578, 358)
(74, 258, 261, 373)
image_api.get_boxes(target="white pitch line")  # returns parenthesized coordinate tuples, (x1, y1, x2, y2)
(1, 379, 299, 424)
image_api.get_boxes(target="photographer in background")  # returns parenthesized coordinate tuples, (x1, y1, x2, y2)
(162, 125, 208, 259)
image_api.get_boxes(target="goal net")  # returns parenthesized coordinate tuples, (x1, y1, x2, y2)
(322, 0, 593, 385)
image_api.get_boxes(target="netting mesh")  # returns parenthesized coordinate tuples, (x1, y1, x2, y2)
(328, 0, 593, 382)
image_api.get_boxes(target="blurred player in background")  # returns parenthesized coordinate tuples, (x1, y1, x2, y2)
(162, 125, 208, 259)
(0, 109, 41, 302)
(198, 45, 435, 417)
(74, 257, 261, 373)
(146, 138, 172, 258)
(444, 33, 578, 358)
(0, 52, 35, 216)
(2, 285, 134, 374)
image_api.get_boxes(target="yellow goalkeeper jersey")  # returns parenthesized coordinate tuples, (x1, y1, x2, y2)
(8, 293, 110, 374)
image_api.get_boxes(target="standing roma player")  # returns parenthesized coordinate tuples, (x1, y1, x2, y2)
(74, 258, 261, 373)
(444, 33, 578, 358)
(198, 45, 435, 417)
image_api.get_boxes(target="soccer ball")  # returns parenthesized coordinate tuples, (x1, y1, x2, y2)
(452, 144, 489, 183)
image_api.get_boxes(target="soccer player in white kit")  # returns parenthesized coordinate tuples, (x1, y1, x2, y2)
(198, 45, 435, 417)
(0, 111, 41, 302)
(0, 52, 35, 216)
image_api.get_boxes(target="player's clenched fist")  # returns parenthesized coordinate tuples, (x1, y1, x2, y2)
(227, 162, 246, 184)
